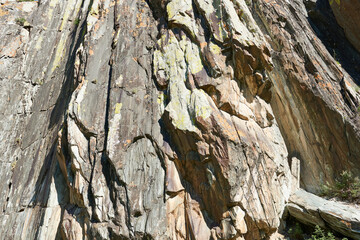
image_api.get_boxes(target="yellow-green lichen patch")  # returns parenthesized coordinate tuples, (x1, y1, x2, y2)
(167, 0, 192, 19)
(216, 21, 225, 42)
(195, 0, 215, 19)
(180, 37, 204, 75)
(191, 89, 212, 120)
(157, 92, 165, 105)
(58, 0, 78, 31)
(166, 0, 199, 39)
(329, 0, 341, 5)
(11, 160, 17, 171)
(155, 33, 186, 84)
(51, 35, 67, 73)
(155, 30, 207, 133)
(171, 109, 189, 129)
(209, 42, 222, 55)
(166, 0, 177, 20)
(114, 103, 122, 114)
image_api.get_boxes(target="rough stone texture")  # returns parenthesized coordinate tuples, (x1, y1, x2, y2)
(329, 0, 360, 53)
(255, 0, 360, 192)
(0, 0, 359, 239)
(287, 189, 360, 239)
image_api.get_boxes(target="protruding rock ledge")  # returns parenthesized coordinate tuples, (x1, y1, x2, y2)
(286, 189, 360, 239)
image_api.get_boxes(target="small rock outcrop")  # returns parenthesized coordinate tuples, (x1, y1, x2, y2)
(0, 0, 359, 239)
(287, 189, 360, 239)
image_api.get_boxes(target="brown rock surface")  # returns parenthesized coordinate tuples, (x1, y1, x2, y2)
(0, 0, 359, 239)
(329, 0, 360, 53)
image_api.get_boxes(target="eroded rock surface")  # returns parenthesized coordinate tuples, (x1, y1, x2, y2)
(287, 189, 360, 239)
(0, 0, 359, 239)
(329, 0, 360, 53)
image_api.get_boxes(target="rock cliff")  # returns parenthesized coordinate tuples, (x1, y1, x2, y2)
(0, 0, 359, 239)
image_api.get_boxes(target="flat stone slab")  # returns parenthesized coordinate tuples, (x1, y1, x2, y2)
(287, 189, 360, 239)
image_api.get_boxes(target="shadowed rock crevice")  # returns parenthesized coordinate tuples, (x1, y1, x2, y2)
(48, 1, 93, 130)
(250, 0, 360, 194)
(306, 0, 360, 85)
(286, 189, 360, 239)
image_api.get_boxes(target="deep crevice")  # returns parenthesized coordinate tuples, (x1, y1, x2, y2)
(307, 0, 360, 84)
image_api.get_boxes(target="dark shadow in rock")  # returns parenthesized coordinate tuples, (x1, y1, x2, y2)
(281, 211, 355, 240)
(158, 118, 222, 231)
(100, 153, 133, 236)
(48, 19, 88, 130)
(29, 141, 57, 207)
(28, 140, 70, 238)
(279, 215, 316, 240)
(29, 140, 69, 206)
(306, 0, 360, 85)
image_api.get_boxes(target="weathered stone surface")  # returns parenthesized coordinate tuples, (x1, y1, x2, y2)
(287, 189, 360, 239)
(0, 0, 359, 239)
(255, 0, 360, 192)
(329, 0, 360, 53)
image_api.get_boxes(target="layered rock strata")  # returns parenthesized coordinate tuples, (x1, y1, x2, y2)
(329, 0, 360, 53)
(0, 0, 359, 239)
(287, 189, 360, 239)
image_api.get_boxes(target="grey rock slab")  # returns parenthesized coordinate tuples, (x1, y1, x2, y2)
(288, 189, 360, 239)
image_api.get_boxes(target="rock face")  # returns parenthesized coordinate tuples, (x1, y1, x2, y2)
(329, 0, 360, 53)
(287, 189, 360, 239)
(0, 0, 359, 239)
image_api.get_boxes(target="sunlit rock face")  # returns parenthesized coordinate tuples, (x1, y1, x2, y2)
(329, 0, 360, 53)
(0, 0, 359, 239)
